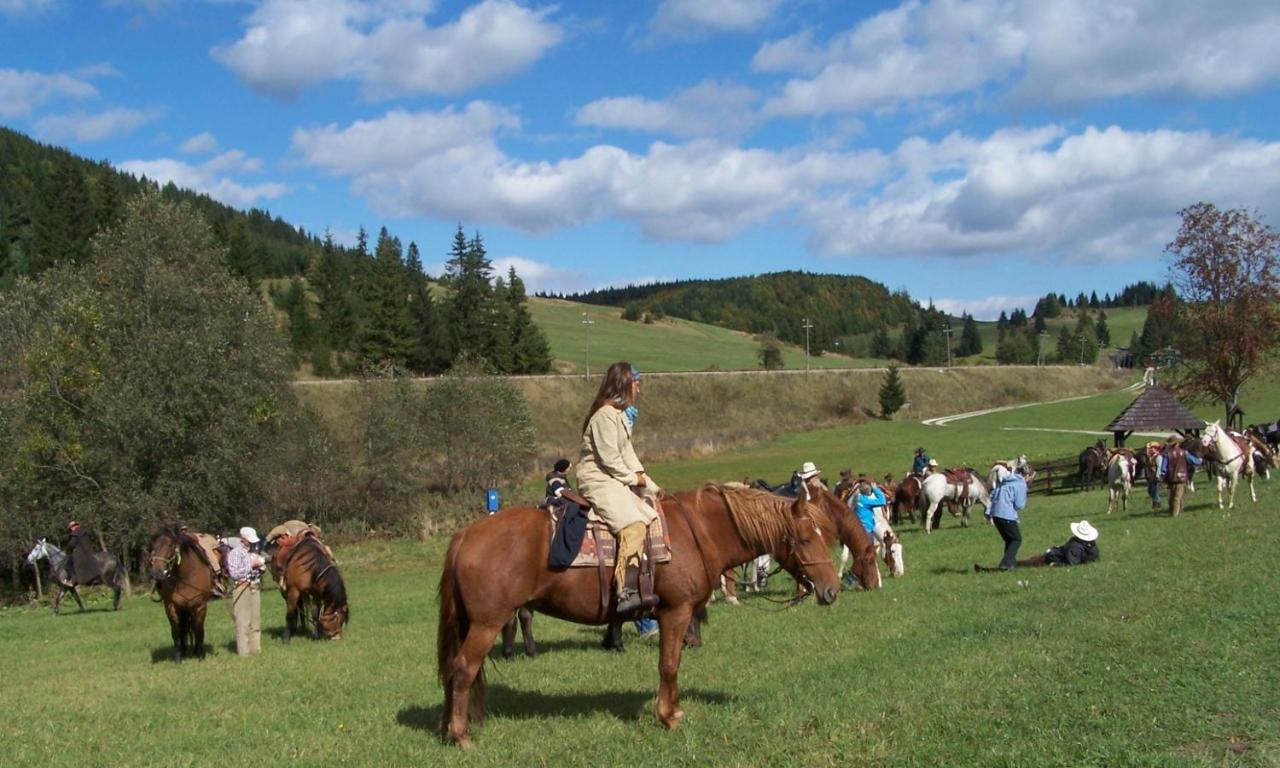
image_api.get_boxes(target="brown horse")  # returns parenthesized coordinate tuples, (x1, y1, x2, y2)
(280, 535, 349, 641)
(148, 527, 218, 662)
(437, 484, 841, 747)
(890, 474, 922, 525)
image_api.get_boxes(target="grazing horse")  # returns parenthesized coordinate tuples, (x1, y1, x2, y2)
(1202, 421, 1256, 511)
(26, 539, 124, 614)
(1106, 451, 1133, 514)
(437, 485, 841, 747)
(1078, 440, 1108, 490)
(808, 482, 897, 582)
(148, 527, 218, 661)
(920, 470, 990, 533)
(280, 535, 349, 641)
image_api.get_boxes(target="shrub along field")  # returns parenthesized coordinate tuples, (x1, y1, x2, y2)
(3, 373, 1277, 766)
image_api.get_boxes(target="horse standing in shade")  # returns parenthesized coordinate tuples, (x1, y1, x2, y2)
(920, 469, 990, 533)
(1202, 421, 1256, 511)
(437, 484, 841, 747)
(148, 527, 218, 661)
(1106, 450, 1133, 514)
(26, 538, 124, 614)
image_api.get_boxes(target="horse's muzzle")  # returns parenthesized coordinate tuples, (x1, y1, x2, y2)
(818, 585, 839, 605)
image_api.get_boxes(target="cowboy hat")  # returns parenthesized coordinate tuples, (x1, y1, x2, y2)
(1070, 520, 1098, 542)
(927, 458, 938, 467)
(915, 447, 925, 453)
(798, 461, 821, 479)
(66, 520, 81, 531)
(239, 526, 261, 544)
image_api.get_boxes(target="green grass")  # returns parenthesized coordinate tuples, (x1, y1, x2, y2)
(5, 379, 1278, 766)
(531, 296, 877, 373)
(962, 306, 1150, 365)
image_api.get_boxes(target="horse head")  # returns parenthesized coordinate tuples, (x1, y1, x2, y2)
(807, 480, 880, 591)
(148, 528, 183, 583)
(25, 538, 49, 564)
(775, 492, 840, 606)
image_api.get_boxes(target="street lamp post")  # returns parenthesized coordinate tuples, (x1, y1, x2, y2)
(802, 318, 814, 372)
(581, 312, 594, 379)
(943, 324, 953, 368)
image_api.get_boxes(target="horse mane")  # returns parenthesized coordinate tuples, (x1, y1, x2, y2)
(699, 483, 796, 553)
(298, 536, 347, 608)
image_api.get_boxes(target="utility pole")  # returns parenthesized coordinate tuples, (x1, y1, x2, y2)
(943, 324, 953, 368)
(802, 318, 814, 372)
(1078, 334, 1086, 366)
(581, 312, 594, 379)
(1038, 330, 1047, 366)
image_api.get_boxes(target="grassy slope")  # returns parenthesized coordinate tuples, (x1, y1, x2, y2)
(5, 374, 1278, 766)
(962, 306, 1149, 365)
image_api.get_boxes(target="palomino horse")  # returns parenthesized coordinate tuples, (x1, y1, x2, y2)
(148, 527, 218, 661)
(1105, 451, 1133, 514)
(920, 470, 990, 533)
(26, 538, 124, 614)
(279, 535, 349, 641)
(1202, 421, 1256, 511)
(1078, 440, 1108, 491)
(437, 485, 841, 747)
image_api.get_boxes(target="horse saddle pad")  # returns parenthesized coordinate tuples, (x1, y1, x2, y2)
(549, 508, 672, 568)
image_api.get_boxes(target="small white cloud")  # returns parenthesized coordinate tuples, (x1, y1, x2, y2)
(0, 68, 99, 119)
(213, 0, 563, 98)
(574, 79, 759, 139)
(650, 0, 780, 41)
(491, 255, 584, 294)
(934, 295, 1036, 322)
(179, 131, 218, 154)
(118, 151, 288, 208)
(0, 0, 58, 18)
(34, 107, 159, 142)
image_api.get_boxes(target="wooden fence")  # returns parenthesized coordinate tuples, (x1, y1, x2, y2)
(1024, 455, 1085, 495)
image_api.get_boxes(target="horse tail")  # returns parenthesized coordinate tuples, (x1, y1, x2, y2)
(436, 529, 472, 685)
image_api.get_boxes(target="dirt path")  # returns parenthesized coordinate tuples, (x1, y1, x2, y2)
(921, 381, 1175, 439)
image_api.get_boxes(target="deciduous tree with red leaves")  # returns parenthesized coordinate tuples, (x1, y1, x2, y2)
(1165, 203, 1280, 422)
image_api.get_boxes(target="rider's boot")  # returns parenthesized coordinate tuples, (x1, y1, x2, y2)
(616, 565, 643, 614)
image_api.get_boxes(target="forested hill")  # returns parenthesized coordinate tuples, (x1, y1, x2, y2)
(0, 126, 314, 284)
(558, 271, 918, 349)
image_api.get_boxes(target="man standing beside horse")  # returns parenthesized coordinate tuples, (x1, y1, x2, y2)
(225, 526, 267, 656)
(1162, 436, 1200, 517)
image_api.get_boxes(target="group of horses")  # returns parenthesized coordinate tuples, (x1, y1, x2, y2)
(25, 524, 349, 663)
(1085, 419, 1275, 515)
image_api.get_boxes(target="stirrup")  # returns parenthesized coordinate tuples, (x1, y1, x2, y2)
(616, 588, 643, 614)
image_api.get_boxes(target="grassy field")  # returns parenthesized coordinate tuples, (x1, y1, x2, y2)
(4, 376, 1278, 767)
(530, 296, 876, 373)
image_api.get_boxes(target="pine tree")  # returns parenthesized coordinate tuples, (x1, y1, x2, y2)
(505, 266, 553, 373)
(879, 363, 906, 418)
(1094, 310, 1111, 347)
(403, 241, 450, 373)
(356, 227, 415, 367)
(871, 325, 893, 358)
(310, 233, 357, 364)
(960, 314, 982, 356)
(446, 226, 496, 365)
(488, 276, 516, 372)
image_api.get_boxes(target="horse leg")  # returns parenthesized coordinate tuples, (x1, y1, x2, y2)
(310, 597, 322, 640)
(601, 620, 624, 652)
(655, 605, 695, 730)
(500, 613, 517, 659)
(837, 545, 852, 585)
(721, 569, 738, 604)
(193, 602, 208, 659)
(442, 623, 502, 748)
(69, 585, 86, 612)
(284, 588, 300, 643)
(53, 584, 64, 615)
(923, 499, 938, 534)
(518, 607, 536, 657)
(166, 602, 183, 661)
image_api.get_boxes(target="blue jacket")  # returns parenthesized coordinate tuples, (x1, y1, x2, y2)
(987, 474, 1027, 522)
(850, 487, 886, 535)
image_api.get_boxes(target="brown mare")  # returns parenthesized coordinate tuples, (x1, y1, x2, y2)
(148, 527, 218, 661)
(279, 535, 349, 641)
(437, 484, 841, 747)
(890, 474, 922, 525)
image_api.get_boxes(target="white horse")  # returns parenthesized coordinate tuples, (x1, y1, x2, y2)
(1202, 421, 1256, 511)
(1106, 451, 1132, 514)
(921, 470, 990, 533)
(838, 504, 905, 578)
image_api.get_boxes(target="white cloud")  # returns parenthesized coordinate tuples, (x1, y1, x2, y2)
(934, 295, 1036, 321)
(118, 150, 288, 208)
(490, 255, 585, 294)
(179, 131, 218, 154)
(804, 124, 1280, 262)
(212, 0, 563, 98)
(650, 0, 780, 41)
(758, 0, 1280, 118)
(34, 107, 159, 141)
(574, 80, 759, 139)
(0, 68, 99, 119)
(293, 103, 887, 242)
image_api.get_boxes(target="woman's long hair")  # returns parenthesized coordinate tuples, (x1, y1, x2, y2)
(582, 361, 636, 434)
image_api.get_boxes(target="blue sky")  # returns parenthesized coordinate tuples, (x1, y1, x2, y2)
(4, 0, 1280, 318)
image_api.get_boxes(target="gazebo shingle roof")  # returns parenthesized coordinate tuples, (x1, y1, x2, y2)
(1106, 386, 1205, 432)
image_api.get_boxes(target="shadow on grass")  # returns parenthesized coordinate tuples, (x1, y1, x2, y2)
(930, 565, 974, 576)
(149, 644, 217, 663)
(397, 686, 735, 732)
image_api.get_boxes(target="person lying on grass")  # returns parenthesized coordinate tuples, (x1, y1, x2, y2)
(975, 520, 1099, 572)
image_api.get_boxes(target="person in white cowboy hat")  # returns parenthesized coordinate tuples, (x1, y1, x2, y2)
(976, 520, 1100, 571)
(224, 526, 267, 656)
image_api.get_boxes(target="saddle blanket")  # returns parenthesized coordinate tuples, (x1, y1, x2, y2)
(549, 506, 672, 568)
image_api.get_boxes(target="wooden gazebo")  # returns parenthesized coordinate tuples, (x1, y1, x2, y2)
(1106, 385, 1205, 447)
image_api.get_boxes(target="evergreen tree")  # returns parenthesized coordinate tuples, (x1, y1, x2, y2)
(959, 314, 983, 356)
(283, 276, 316, 357)
(996, 310, 1008, 341)
(404, 241, 451, 373)
(1055, 327, 1075, 363)
(310, 233, 357, 364)
(505, 266, 553, 373)
(879, 363, 907, 418)
(1089, 290, 1100, 308)
(488, 276, 516, 372)
(446, 226, 496, 365)
(871, 324, 893, 358)
(995, 332, 1034, 364)
(1095, 310, 1111, 347)
(758, 335, 784, 369)
(356, 227, 415, 367)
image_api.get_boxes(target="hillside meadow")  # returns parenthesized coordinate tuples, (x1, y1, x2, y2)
(3, 372, 1277, 766)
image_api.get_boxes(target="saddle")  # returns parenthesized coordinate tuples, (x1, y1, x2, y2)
(547, 493, 673, 614)
(942, 468, 976, 502)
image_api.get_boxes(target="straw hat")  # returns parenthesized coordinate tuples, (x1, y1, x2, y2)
(1070, 520, 1098, 542)
(239, 526, 261, 544)
(798, 461, 821, 480)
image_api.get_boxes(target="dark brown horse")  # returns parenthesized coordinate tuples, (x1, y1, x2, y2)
(437, 484, 841, 747)
(890, 474, 923, 525)
(148, 527, 218, 661)
(1078, 440, 1108, 490)
(280, 535, 349, 641)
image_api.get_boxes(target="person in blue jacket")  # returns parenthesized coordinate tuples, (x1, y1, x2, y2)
(976, 464, 1028, 571)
